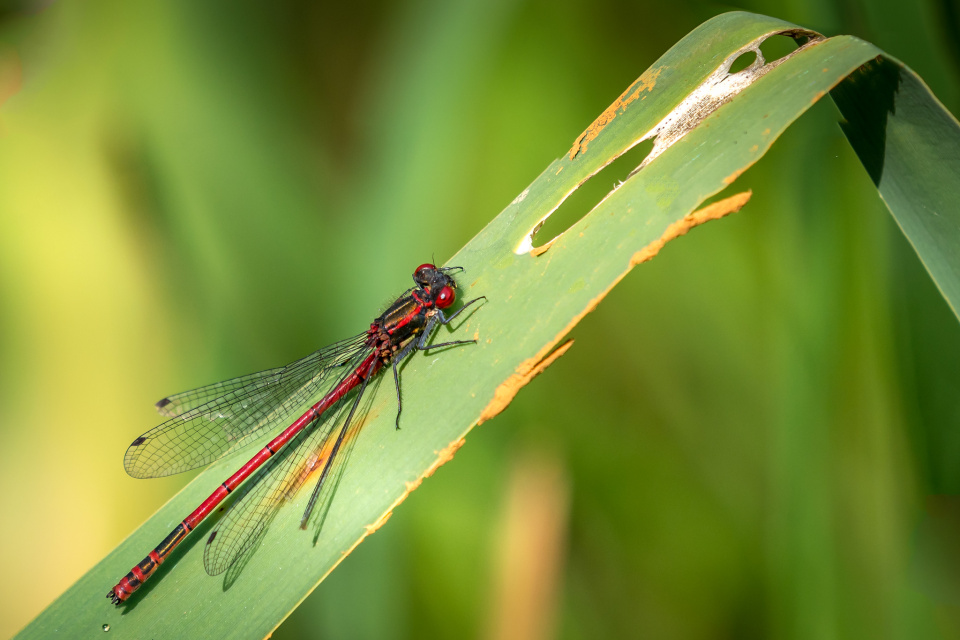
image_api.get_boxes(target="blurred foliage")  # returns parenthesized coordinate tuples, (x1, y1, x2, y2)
(1, 0, 959, 639)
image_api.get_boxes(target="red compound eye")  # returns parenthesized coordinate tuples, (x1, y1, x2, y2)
(414, 263, 436, 278)
(435, 285, 456, 309)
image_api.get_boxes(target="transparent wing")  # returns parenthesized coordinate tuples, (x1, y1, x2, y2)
(203, 354, 371, 576)
(154, 369, 285, 417)
(124, 334, 368, 479)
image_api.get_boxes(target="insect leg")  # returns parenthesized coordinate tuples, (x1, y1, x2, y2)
(391, 338, 420, 429)
(437, 295, 486, 325)
(418, 312, 479, 353)
(299, 358, 376, 529)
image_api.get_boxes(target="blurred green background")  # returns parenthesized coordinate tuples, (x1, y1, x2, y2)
(2, 0, 960, 638)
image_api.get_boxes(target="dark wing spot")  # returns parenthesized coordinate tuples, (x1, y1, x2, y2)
(155, 398, 172, 410)
(208, 531, 217, 543)
(131, 436, 147, 447)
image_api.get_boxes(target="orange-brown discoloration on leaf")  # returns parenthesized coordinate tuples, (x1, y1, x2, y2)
(568, 67, 663, 160)
(478, 340, 574, 425)
(723, 168, 747, 185)
(290, 415, 370, 497)
(530, 240, 554, 257)
(425, 438, 465, 479)
(365, 510, 393, 535)
(367, 437, 466, 526)
(631, 191, 751, 265)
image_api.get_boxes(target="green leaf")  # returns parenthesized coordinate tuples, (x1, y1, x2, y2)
(17, 11, 960, 639)
(831, 58, 960, 318)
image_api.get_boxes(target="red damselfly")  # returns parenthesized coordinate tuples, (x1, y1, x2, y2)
(107, 263, 483, 605)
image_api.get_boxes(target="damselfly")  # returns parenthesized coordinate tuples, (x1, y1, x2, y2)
(107, 263, 483, 605)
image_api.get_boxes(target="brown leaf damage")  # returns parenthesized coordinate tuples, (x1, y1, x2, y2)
(363, 438, 466, 536)
(368, 440, 466, 535)
(632, 190, 752, 264)
(569, 67, 663, 160)
(478, 340, 575, 425)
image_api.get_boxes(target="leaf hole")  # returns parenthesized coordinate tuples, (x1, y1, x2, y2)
(531, 138, 654, 252)
(758, 34, 798, 65)
(729, 51, 757, 74)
